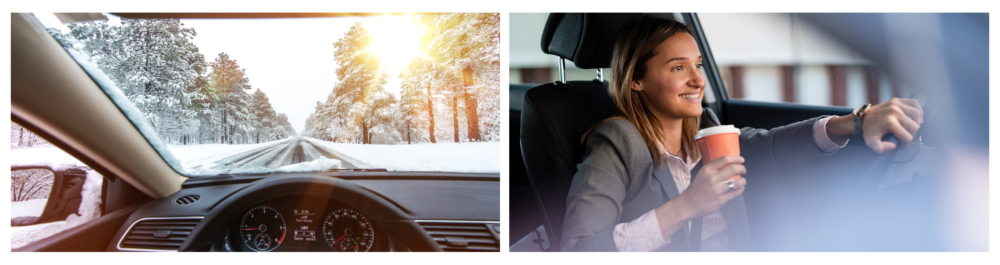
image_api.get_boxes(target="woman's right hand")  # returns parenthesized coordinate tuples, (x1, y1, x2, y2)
(652, 156, 747, 241)
(678, 156, 747, 219)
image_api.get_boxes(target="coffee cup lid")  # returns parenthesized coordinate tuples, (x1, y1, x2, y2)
(695, 125, 741, 140)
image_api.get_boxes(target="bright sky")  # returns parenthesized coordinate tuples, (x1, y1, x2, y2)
(182, 15, 421, 134)
(34, 13, 423, 134)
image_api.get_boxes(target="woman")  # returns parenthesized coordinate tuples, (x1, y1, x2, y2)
(561, 16, 924, 252)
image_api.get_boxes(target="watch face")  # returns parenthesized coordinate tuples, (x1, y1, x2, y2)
(854, 103, 871, 116)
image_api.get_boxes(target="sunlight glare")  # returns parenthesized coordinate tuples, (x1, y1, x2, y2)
(364, 15, 424, 79)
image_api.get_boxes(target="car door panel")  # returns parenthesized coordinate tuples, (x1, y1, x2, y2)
(14, 204, 142, 252)
(722, 99, 852, 130)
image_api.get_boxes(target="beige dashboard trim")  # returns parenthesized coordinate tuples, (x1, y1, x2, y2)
(11, 13, 185, 198)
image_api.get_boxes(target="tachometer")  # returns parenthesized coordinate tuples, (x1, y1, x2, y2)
(239, 206, 286, 252)
(322, 208, 374, 252)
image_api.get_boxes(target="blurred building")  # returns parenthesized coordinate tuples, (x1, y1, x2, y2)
(509, 13, 897, 107)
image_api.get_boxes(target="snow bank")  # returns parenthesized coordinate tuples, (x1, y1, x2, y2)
(275, 157, 342, 172)
(11, 199, 48, 218)
(10, 146, 88, 171)
(304, 138, 501, 172)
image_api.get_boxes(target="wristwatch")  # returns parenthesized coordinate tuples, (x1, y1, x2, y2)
(852, 103, 872, 137)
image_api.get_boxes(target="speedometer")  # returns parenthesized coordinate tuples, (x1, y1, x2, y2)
(239, 206, 286, 252)
(322, 208, 375, 252)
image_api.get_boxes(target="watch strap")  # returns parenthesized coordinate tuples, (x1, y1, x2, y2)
(854, 112, 863, 138)
(853, 103, 870, 138)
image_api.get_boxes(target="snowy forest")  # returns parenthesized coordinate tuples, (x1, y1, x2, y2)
(10, 122, 51, 149)
(302, 13, 501, 144)
(47, 19, 296, 145)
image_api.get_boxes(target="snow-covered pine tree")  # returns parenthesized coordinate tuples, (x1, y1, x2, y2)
(206, 52, 253, 144)
(61, 20, 292, 146)
(412, 13, 501, 142)
(368, 89, 402, 144)
(249, 88, 288, 143)
(10, 122, 52, 149)
(323, 23, 395, 144)
(276, 113, 296, 138)
(398, 58, 434, 144)
(46, 27, 75, 50)
(181, 50, 209, 144)
(68, 19, 204, 144)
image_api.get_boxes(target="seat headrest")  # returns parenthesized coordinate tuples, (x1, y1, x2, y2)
(540, 13, 643, 69)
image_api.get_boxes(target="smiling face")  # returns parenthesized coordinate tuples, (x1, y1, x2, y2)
(631, 32, 706, 122)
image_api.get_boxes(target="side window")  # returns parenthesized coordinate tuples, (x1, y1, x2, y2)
(699, 13, 895, 107)
(10, 120, 104, 249)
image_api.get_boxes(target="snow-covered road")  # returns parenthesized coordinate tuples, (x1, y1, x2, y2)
(170, 138, 354, 175)
(168, 137, 500, 175)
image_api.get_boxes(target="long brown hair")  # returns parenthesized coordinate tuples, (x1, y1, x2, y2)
(587, 16, 700, 166)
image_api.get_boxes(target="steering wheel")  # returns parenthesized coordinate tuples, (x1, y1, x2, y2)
(843, 97, 948, 250)
(178, 176, 440, 252)
(861, 96, 942, 191)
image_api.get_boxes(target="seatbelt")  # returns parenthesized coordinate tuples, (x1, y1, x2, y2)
(689, 217, 703, 251)
(688, 162, 704, 252)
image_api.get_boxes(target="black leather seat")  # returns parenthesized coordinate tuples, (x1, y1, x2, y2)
(519, 13, 641, 251)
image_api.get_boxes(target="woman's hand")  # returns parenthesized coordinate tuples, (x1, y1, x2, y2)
(826, 97, 924, 153)
(682, 156, 747, 218)
(653, 156, 746, 241)
(861, 98, 924, 153)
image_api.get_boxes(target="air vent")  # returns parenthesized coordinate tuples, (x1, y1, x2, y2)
(118, 217, 203, 251)
(416, 220, 499, 252)
(174, 195, 201, 205)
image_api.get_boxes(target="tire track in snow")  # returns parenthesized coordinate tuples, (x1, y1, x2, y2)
(219, 140, 299, 173)
(193, 139, 294, 173)
(191, 138, 373, 173)
(185, 138, 294, 172)
(264, 138, 309, 168)
(299, 139, 369, 169)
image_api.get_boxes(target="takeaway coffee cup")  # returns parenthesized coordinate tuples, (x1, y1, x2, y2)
(695, 125, 742, 181)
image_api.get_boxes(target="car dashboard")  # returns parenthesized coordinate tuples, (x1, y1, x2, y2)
(106, 172, 500, 252)
(218, 195, 388, 252)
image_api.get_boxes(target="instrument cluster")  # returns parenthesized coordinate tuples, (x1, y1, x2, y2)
(225, 195, 386, 252)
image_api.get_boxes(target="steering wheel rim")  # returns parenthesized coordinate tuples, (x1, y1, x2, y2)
(178, 175, 439, 252)
(862, 95, 933, 191)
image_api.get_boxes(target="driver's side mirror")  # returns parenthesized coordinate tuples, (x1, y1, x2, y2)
(11, 166, 86, 227)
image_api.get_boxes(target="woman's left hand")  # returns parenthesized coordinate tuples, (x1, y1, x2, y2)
(860, 97, 924, 153)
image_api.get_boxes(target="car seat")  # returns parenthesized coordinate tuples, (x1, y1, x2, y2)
(519, 13, 641, 251)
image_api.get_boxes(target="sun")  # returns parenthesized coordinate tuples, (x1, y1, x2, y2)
(364, 15, 424, 79)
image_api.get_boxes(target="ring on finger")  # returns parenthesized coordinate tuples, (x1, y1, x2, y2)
(727, 181, 735, 192)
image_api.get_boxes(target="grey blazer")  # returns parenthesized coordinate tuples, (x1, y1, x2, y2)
(562, 109, 830, 251)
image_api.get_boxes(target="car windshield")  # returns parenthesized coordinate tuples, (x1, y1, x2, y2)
(33, 13, 501, 176)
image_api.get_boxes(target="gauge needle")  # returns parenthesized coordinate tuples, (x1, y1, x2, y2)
(333, 234, 346, 245)
(243, 228, 259, 231)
